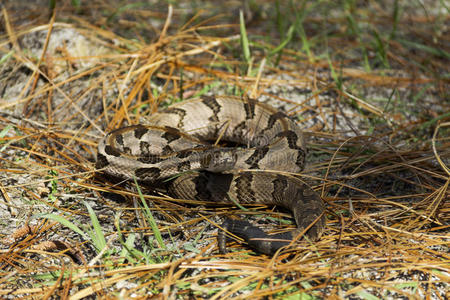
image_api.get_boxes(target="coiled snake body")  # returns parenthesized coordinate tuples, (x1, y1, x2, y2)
(97, 95, 325, 254)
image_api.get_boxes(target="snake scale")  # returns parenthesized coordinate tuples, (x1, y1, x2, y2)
(96, 95, 325, 254)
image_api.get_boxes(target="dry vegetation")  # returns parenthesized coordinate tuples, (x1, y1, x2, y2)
(0, 0, 449, 299)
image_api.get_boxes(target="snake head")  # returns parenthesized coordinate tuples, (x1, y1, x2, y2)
(202, 149, 238, 172)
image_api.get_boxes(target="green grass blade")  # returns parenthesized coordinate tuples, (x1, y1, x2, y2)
(398, 38, 450, 60)
(0, 50, 13, 64)
(239, 10, 251, 63)
(270, 25, 295, 55)
(371, 29, 389, 68)
(84, 201, 107, 251)
(133, 177, 166, 250)
(40, 213, 87, 240)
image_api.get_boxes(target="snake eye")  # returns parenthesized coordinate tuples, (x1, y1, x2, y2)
(213, 151, 222, 163)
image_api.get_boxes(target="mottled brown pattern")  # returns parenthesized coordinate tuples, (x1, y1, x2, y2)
(97, 96, 325, 254)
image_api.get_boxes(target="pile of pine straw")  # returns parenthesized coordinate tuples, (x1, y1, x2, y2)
(0, 3, 448, 299)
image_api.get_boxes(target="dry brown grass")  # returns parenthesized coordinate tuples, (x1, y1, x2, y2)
(0, 1, 448, 299)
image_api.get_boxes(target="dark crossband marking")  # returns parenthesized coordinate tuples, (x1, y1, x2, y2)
(201, 95, 221, 123)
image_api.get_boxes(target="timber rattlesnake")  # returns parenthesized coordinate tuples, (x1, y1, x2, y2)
(96, 95, 325, 254)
